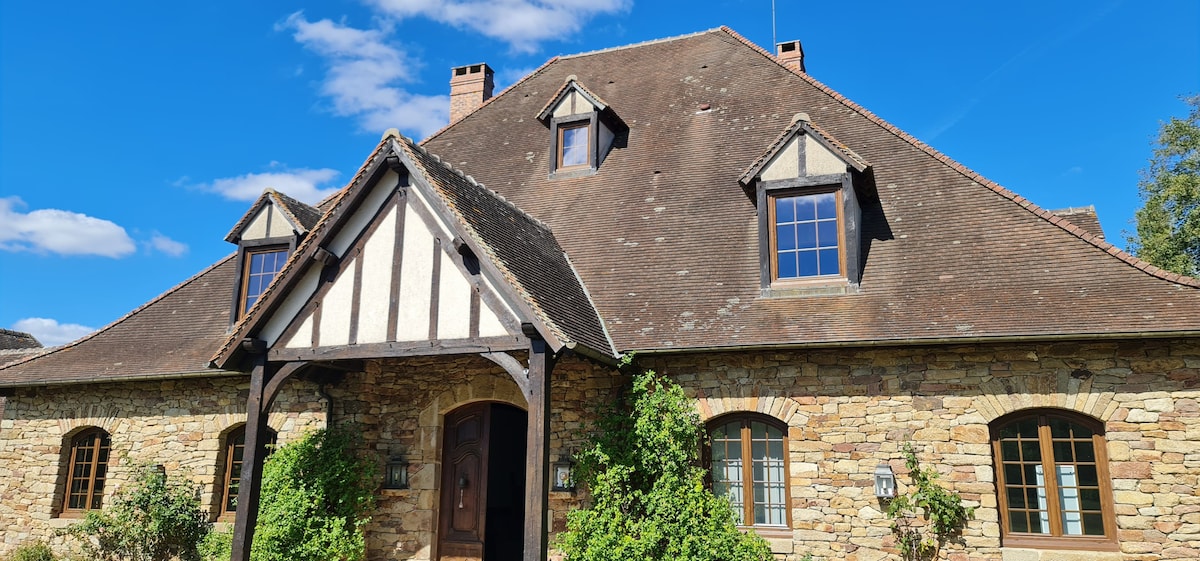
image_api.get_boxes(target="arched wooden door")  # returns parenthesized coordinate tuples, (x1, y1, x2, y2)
(438, 402, 526, 561)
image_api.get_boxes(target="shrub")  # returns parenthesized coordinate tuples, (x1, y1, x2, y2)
(557, 365, 772, 561)
(5, 541, 56, 561)
(65, 464, 211, 561)
(885, 443, 974, 561)
(198, 526, 232, 561)
(250, 425, 377, 561)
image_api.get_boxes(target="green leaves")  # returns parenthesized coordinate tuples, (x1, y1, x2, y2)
(558, 368, 772, 561)
(1128, 95, 1200, 276)
(250, 426, 377, 561)
(65, 465, 211, 561)
(885, 444, 973, 561)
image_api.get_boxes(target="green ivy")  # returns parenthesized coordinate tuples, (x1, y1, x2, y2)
(557, 363, 772, 561)
(249, 425, 377, 561)
(64, 464, 211, 561)
(885, 444, 974, 561)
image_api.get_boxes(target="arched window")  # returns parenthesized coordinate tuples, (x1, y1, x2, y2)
(706, 413, 790, 530)
(219, 424, 277, 520)
(991, 409, 1117, 550)
(62, 428, 111, 514)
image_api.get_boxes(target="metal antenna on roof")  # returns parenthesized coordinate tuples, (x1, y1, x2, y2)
(771, 0, 777, 49)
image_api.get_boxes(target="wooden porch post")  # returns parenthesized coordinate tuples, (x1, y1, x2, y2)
(524, 338, 553, 561)
(231, 355, 270, 561)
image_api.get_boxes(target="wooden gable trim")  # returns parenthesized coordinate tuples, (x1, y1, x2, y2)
(390, 139, 565, 351)
(268, 335, 526, 362)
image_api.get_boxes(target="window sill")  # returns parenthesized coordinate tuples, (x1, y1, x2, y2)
(549, 167, 596, 180)
(763, 278, 858, 298)
(1001, 535, 1118, 552)
(1000, 546, 1122, 561)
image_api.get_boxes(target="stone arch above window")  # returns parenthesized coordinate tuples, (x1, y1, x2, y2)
(975, 371, 1117, 424)
(694, 386, 806, 428)
(990, 408, 1117, 551)
(59, 427, 111, 516)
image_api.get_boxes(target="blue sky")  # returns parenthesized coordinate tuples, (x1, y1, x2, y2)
(1, 0, 1197, 346)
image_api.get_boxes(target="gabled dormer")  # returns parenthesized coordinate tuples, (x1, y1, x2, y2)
(740, 113, 871, 296)
(536, 76, 626, 178)
(224, 189, 322, 320)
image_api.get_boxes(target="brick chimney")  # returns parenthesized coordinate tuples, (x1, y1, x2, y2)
(776, 40, 805, 73)
(449, 63, 494, 123)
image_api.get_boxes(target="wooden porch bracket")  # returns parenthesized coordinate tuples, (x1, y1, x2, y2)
(480, 351, 530, 396)
(230, 357, 311, 561)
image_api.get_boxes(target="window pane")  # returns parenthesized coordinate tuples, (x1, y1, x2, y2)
(797, 250, 818, 277)
(1017, 419, 1039, 438)
(818, 249, 839, 276)
(1020, 441, 1041, 461)
(243, 249, 288, 314)
(1004, 463, 1023, 484)
(795, 196, 816, 221)
(1001, 441, 1020, 460)
(1082, 513, 1105, 536)
(1010, 511, 1029, 533)
(776, 197, 795, 223)
(777, 224, 797, 251)
(1074, 440, 1096, 462)
(814, 192, 837, 218)
(1007, 486, 1026, 509)
(1053, 441, 1074, 462)
(561, 126, 588, 167)
(1080, 488, 1102, 511)
(816, 220, 838, 248)
(1077, 464, 1098, 487)
(1050, 417, 1071, 438)
(796, 222, 816, 249)
(777, 252, 798, 278)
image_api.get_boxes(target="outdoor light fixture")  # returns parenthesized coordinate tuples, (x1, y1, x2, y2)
(552, 458, 575, 492)
(874, 462, 896, 499)
(384, 456, 410, 490)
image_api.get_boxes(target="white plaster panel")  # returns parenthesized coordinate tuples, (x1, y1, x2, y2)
(409, 180, 452, 239)
(318, 258, 356, 347)
(477, 300, 509, 337)
(806, 135, 848, 175)
(329, 170, 398, 257)
(283, 315, 313, 348)
(436, 252, 472, 339)
(260, 267, 323, 347)
(760, 136, 800, 181)
(357, 206, 397, 344)
(396, 204, 433, 341)
(243, 207, 270, 240)
(481, 276, 519, 327)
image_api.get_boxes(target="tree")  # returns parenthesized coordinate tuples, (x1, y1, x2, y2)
(1128, 95, 1200, 277)
(65, 464, 211, 561)
(557, 364, 772, 561)
(250, 426, 377, 561)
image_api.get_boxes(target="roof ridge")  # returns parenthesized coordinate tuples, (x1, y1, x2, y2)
(716, 26, 1200, 290)
(1, 254, 237, 372)
(558, 28, 720, 61)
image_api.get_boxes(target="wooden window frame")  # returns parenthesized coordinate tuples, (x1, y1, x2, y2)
(991, 409, 1118, 551)
(767, 187, 846, 284)
(556, 121, 591, 171)
(705, 413, 792, 536)
(218, 424, 276, 521)
(60, 428, 111, 517)
(237, 244, 290, 317)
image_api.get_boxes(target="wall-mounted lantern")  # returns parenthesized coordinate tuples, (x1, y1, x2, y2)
(552, 458, 575, 493)
(874, 462, 896, 499)
(384, 456, 410, 490)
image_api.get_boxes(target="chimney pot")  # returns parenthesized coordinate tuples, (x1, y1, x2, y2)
(449, 63, 495, 123)
(775, 40, 805, 73)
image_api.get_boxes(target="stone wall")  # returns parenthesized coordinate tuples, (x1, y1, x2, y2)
(3, 337, 1197, 561)
(641, 337, 1200, 561)
(0, 375, 327, 554)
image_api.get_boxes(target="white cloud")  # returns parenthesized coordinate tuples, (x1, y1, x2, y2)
(12, 317, 96, 347)
(0, 197, 136, 258)
(195, 167, 342, 204)
(148, 232, 188, 257)
(368, 0, 630, 53)
(279, 12, 450, 139)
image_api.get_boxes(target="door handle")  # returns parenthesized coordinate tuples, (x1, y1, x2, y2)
(458, 474, 468, 509)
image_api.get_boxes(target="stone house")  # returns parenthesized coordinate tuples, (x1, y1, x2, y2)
(3, 27, 1200, 561)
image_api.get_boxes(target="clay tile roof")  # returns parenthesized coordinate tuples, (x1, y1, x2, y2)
(397, 137, 614, 355)
(0, 329, 40, 350)
(422, 26, 1200, 351)
(1050, 206, 1105, 241)
(0, 257, 240, 387)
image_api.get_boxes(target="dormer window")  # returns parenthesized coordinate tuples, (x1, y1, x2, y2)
(558, 121, 591, 169)
(241, 246, 289, 314)
(537, 77, 626, 178)
(224, 189, 321, 321)
(741, 114, 871, 296)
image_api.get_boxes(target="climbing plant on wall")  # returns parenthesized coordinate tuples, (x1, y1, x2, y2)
(885, 444, 974, 561)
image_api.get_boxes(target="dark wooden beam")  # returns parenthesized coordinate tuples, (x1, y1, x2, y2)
(480, 351, 529, 396)
(230, 357, 269, 561)
(268, 336, 526, 362)
(523, 339, 554, 561)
